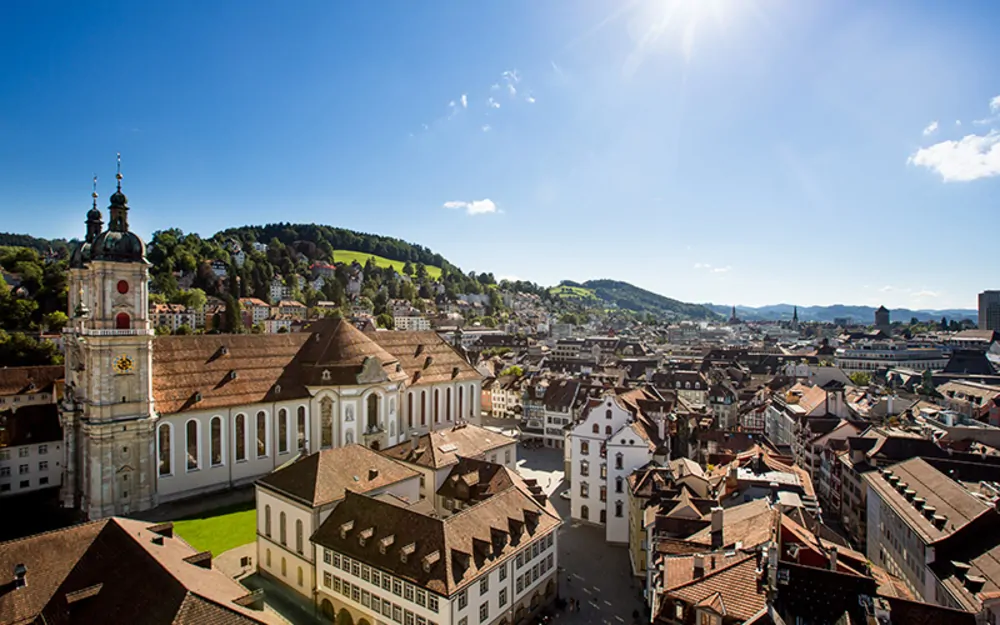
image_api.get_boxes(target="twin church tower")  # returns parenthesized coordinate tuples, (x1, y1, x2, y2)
(63, 157, 157, 518)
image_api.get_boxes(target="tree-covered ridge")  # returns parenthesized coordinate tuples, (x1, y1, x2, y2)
(0, 232, 71, 258)
(582, 279, 720, 320)
(0, 246, 68, 365)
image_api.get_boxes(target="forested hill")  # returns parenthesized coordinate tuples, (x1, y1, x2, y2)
(217, 223, 447, 268)
(0, 233, 71, 257)
(552, 279, 719, 320)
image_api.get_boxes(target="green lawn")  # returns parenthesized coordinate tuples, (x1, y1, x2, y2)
(172, 501, 258, 556)
(333, 250, 442, 280)
(549, 285, 598, 300)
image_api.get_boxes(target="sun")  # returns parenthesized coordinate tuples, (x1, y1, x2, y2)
(624, 0, 748, 73)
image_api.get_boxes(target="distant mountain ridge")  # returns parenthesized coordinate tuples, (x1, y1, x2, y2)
(706, 303, 978, 324)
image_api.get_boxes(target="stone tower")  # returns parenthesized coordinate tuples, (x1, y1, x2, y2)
(62, 160, 157, 519)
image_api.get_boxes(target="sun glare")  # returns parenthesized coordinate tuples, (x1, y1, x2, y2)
(624, 0, 745, 74)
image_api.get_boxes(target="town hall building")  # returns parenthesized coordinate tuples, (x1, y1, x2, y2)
(60, 164, 484, 519)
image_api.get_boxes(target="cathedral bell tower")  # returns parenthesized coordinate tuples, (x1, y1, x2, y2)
(63, 156, 157, 519)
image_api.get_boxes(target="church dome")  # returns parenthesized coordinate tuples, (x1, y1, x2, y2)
(69, 241, 92, 269)
(109, 189, 128, 207)
(91, 229, 146, 263)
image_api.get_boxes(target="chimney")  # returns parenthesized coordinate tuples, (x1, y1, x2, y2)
(13, 564, 27, 589)
(711, 507, 724, 550)
(410, 431, 421, 450)
(693, 554, 705, 579)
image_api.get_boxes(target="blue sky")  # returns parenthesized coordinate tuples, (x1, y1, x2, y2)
(2, 1, 998, 309)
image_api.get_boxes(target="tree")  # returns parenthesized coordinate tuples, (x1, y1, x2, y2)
(0, 330, 62, 366)
(849, 371, 871, 386)
(223, 294, 244, 333)
(415, 263, 428, 280)
(376, 313, 394, 329)
(500, 365, 524, 377)
(174, 324, 194, 335)
(42, 311, 69, 333)
(403, 260, 414, 276)
(174, 288, 207, 311)
(355, 296, 374, 314)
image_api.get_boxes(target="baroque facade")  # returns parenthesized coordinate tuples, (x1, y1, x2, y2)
(61, 168, 483, 520)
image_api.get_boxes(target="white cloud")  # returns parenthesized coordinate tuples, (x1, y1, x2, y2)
(711, 266, 731, 274)
(525, 95, 536, 104)
(443, 199, 498, 215)
(501, 69, 521, 84)
(488, 97, 500, 109)
(693, 262, 710, 269)
(992, 95, 1000, 112)
(507, 83, 517, 96)
(922, 120, 938, 136)
(460, 94, 467, 108)
(693, 263, 730, 273)
(448, 100, 456, 108)
(879, 285, 894, 292)
(908, 130, 1000, 182)
(490, 83, 500, 91)
(481, 125, 492, 132)
(956, 120, 962, 127)
(912, 290, 940, 299)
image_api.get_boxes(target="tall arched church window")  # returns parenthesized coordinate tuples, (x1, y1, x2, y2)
(320, 397, 333, 448)
(278, 409, 288, 454)
(235, 414, 247, 461)
(157, 423, 172, 476)
(210, 416, 222, 466)
(256, 411, 268, 458)
(186, 420, 199, 471)
(367, 394, 379, 430)
(297, 406, 307, 451)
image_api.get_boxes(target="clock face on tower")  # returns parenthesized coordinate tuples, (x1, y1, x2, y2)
(113, 354, 135, 374)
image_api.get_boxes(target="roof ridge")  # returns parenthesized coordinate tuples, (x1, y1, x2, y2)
(0, 517, 108, 548)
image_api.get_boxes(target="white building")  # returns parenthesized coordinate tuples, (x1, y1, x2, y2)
(255, 444, 422, 596)
(567, 389, 671, 544)
(311, 462, 561, 625)
(240, 297, 272, 325)
(150, 303, 196, 332)
(835, 341, 949, 372)
(0, 404, 63, 497)
(395, 316, 432, 331)
(270, 277, 293, 304)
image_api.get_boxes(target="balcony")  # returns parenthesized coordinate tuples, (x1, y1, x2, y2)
(76, 328, 154, 337)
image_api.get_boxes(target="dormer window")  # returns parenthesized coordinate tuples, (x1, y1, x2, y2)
(322, 370, 331, 381)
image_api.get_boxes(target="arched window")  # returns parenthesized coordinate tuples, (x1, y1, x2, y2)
(469, 384, 476, 417)
(235, 414, 246, 462)
(615, 500, 624, 518)
(279, 512, 287, 546)
(407, 393, 414, 429)
(296, 519, 304, 554)
(458, 386, 464, 419)
(592, 424, 599, 434)
(421, 391, 427, 426)
(157, 423, 172, 476)
(446, 388, 452, 421)
(278, 409, 288, 454)
(389, 397, 395, 416)
(320, 397, 333, 448)
(606, 409, 612, 419)
(580, 441, 589, 455)
(256, 411, 268, 458)
(115, 312, 130, 329)
(580, 460, 589, 477)
(264, 504, 272, 537)
(297, 406, 307, 451)
(615, 476, 624, 493)
(367, 394, 379, 430)
(615, 452, 624, 470)
(605, 425, 612, 435)
(186, 420, 199, 471)
(210, 416, 223, 466)
(581, 505, 589, 521)
(434, 389, 440, 423)
(345, 429, 354, 445)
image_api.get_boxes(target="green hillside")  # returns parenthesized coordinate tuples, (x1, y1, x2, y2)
(549, 283, 599, 301)
(333, 250, 441, 279)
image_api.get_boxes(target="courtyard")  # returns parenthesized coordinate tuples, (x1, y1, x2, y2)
(516, 446, 647, 625)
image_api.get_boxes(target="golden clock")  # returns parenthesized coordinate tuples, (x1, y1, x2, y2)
(113, 354, 135, 374)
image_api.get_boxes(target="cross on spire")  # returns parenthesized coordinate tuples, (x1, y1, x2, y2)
(116, 153, 122, 190)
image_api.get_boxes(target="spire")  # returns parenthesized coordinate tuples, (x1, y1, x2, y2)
(85, 175, 103, 243)
(793, 306, 798, 321)
(108, 153, 130, 232)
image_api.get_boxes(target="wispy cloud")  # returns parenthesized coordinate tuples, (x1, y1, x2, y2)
(460, 94, 467, 108)
(525, 95, 536, 104)
(922, 120, 939, 136)
(693, 263, 731, 274)
(550, 60, 564, 78)
(488, 97, 500, 109)
(956, 120, 962, 127)
(912, 290, 940, 299)
(443, 199, 498, 216)
(481, 125, 491, 132)
(711, 266, 732, 274)
(909, 95, 1000, 182)
(879, 285, 894, 293)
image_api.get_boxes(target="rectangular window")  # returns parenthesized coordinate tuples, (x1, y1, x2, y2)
(417, 617, 427, 625)
(19, 480, 29, 489)
(362, 590, 370, 608)
(499, 562, 507, 581)
(324, 572, 333, 588)
(39, 477, 49, 485)
(333, 553, 341, 568)
(0, 450, 8, 461)
(547, 553, 554, 569)
(479, 602, 489, 623)
(404, 584, 414, 602)
(533, 563, 540, 580)
(38, 445, 47, 455)
(362, 565, 371, 582)
(372, 570, 381, 586)
(383, 600, 392, 618)
(458, 589, 468, 609)
(19, 464, 29, 475)
(393, 605, 403, 623)
(340, 581, 350, 597)
(516, 553, 523, 569)
(38, 461, 48, 471)
(0, 484, 9, 492)
(516, 576, 524, 594)
(333, 576, 342, 593)
(393, 579, 403, 596)
(351, 561, 360, 577)
(480, 577, 489, 595)
(324, 550, 333, 565)
(383, 575, 392, 591)
(405, 611, 415, 625)
(19, 448, 29, 458)
(416, 589, 426, 607)
(532, 542, 539, 559)
(499, 588, 507, 607)
(428, 595, 439, 613)
(547, 534, 554, 549)
(352, 586, 360, 603)
(342, 556, 351, 571)
(0, 467, 9, 477)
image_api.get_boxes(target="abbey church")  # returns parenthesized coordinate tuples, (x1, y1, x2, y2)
(56, 167, 483, 520)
